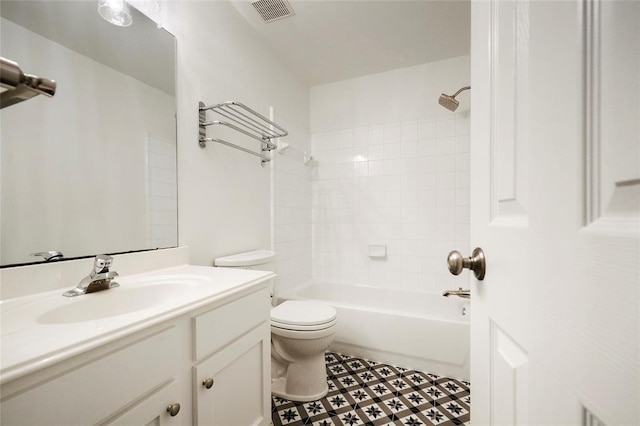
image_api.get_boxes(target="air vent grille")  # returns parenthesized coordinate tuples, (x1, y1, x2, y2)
(251, 0, 295, 23)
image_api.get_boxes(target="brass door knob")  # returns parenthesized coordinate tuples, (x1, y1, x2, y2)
(447, 247, 486, 280)
(202, 378, 214, 389)
(166, 403, 181, 417)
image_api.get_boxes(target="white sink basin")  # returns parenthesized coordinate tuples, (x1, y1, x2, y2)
(37, 277, 208, 324)
(1, 275, 212, 335)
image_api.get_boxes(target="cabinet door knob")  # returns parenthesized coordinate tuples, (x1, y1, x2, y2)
(166, 403, 181, 417)
(202, 377, 214, 389)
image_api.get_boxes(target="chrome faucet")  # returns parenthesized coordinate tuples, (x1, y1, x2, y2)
(442, 287, 471, 299)
(63, 254, 119, 297)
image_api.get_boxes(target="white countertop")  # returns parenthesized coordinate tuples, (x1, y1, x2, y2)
(0, 264, 274, 384)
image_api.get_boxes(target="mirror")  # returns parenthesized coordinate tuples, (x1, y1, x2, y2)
(0, 1, 177, 267)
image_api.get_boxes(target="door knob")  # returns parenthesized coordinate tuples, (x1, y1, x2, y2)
(202, 377, 214, 389)
(447, 247, 486, 280)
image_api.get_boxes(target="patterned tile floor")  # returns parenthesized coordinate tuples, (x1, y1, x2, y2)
(272, 352, 470, 426)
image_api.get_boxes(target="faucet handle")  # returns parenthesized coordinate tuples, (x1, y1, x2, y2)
(93, 254, 113, 274)
(30, 251, 64, 261)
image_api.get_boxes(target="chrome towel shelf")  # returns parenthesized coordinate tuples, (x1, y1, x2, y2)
(198, 100, 288, 166)
(1, 57, 57, 109)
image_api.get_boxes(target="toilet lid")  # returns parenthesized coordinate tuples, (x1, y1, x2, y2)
(271, 300, 337, 327)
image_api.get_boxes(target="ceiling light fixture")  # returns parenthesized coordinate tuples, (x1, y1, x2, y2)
(98, 0, 133, 27)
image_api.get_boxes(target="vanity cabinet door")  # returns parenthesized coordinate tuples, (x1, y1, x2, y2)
(193, 323, 271, 426)
(103, 379, 188, 426)
(0, 326, 181, 426)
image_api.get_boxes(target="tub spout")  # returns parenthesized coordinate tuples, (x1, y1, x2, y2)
(442, 287, 471, 299)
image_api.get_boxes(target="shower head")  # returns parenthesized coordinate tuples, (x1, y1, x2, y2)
(438, 86, 471, 112)
(439, 94, 460, 111)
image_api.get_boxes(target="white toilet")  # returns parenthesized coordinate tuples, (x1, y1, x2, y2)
(214, 250, 337, 402)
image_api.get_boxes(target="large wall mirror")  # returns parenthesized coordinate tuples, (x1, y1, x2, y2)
(0, 1, 177, 267)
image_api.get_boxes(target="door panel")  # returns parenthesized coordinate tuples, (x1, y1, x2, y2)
(491, 323, 528, 426)
(492, 0, 529, 222)
(586, 0, 640, 227)
(470, 0, 639, 424)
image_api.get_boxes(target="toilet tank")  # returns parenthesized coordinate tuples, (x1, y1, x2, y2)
(214, 250, 277, 305)
(214, 249, 276, 270)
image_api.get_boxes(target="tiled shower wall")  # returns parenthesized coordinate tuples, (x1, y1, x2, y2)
(147, 134, 178, 249)
(273, 118, 313, 297)
(310, 56, 471, 294)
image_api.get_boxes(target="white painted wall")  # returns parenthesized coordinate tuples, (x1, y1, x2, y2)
(0, 18, 176, 265)
(310, 56, 470, 294)
(157, 1, 311, 270)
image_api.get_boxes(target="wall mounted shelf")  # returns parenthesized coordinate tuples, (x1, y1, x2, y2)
(198, 101, 288, 166)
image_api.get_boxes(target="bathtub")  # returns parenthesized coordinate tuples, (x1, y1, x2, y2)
(280, 282, 470, 381)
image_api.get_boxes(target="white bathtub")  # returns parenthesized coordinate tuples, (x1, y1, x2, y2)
(280, 282, 470, 381)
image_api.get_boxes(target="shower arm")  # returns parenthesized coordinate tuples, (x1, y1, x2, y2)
(451, 86, 471, 98)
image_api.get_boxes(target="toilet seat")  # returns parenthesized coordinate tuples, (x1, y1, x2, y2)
(271, 317, 337, 332)
(271, 300, 336, 331)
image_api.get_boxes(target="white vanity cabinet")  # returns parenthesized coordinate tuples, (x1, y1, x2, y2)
(0, 325, 191, 426)
(192, 287, 271, 426)
(0, 281, 272, 426)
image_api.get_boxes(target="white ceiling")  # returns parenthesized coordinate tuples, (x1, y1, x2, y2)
(231, 0, 471, 86)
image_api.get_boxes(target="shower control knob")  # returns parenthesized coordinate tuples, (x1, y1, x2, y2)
(202, 378, 214, 389)
(447, 247, 486, 280)
(166, 403, 181, 417)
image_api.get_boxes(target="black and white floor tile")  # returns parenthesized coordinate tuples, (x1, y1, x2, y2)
(272, 352, 470, 426)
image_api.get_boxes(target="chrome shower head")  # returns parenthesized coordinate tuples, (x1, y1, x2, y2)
(438, 86, 470, 112)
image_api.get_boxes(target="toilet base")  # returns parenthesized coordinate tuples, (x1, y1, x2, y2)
(272, 377, 328, 402)
(270, 344, 331, 402)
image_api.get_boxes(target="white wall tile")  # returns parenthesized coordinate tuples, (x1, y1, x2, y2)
(369, 160, 384, 176)
(436, 119, 456, 138)
(383, 143, 402, 160)
(418, 121, 436, 140)
(418, 139, 437, 156)
(400, 121, 418, 142)
(436, 137, 455, 155)
(437, 171, 457, 189)
(383, 124, 402, 144)
(436, 155, 456, 172)
(368, 126, 384, 145)
(309, 56, 470, 295)
(455, 116, 470, 136)
(455, 135, 470, 153)
(456, 153, 470, 171)
(383, 159, 402, 175)
(401, 141, 419, 159)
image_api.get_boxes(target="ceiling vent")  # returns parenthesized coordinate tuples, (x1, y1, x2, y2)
(251, 0, 295, 23)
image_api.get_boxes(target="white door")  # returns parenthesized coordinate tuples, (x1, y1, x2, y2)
(469, 1, 639, 425)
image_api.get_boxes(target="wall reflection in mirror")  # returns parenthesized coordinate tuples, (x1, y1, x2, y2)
(0, 1, 177, 267)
